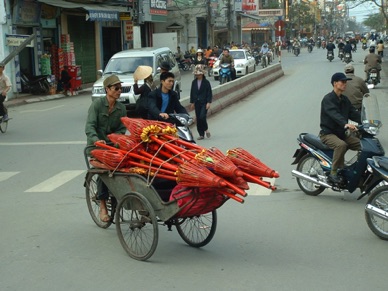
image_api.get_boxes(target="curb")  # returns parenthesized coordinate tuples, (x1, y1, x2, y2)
(180, 63, 284, 117)
(5, 86, 92, 108)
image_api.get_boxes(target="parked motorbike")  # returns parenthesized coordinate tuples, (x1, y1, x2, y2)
(344, 53, 352, 64)
(206, 56, 218, 77)
(219, 63, 232, 84)
(294, 46, 300, 56)
(366, 68, 380, 88)
(20, 72, 52, 95)
(362, 43, 368, 51)
(327, 50, 334, 62)
(291, 93, 385, 198)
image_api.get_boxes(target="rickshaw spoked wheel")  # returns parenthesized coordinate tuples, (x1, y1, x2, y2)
(115, 192, 159, 261)
(176, 210, 217, 247)
(85, 173, 114, 229)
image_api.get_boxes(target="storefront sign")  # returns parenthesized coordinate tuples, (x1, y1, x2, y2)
(13, 0, 41, 26)
(242, 0, 257, 11)
(120, 12, 131, 21)
(150, 0, 167, 16)
(6, 34, 34, 47)
(124, 21, 133, 41)
(87, 10, 119, 21)
(257, 9, 284, 17)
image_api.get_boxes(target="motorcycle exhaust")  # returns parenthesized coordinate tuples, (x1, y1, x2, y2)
(291, 170, 332, 188)
(365, 204, 388, 221)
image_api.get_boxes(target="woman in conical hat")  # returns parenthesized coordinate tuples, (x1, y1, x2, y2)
(133, 66, 154, 119)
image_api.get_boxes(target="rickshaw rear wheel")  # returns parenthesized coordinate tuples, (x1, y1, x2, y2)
(115, 192, 159, 261)
(176, 210, 217, 247)
(85, 173, 114, 229)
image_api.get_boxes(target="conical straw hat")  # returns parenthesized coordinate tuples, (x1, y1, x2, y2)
(134, 66, 153, 80)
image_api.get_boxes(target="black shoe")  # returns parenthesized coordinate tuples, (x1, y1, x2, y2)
(328, 174, 341, 184)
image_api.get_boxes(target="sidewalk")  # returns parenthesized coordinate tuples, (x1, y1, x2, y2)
(5, 83, 93, 108)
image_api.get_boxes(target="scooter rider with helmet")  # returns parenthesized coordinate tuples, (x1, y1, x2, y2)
(343, 39, 353, 62)
(364, 46, 382, 82)
(337, 39, 345, 58)
(326, 39, 336, 58)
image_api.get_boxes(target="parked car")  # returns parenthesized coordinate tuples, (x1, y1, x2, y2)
(91, 47, 181, 116)
(212, 49, 256, 81)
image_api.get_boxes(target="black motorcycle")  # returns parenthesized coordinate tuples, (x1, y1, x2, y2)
(344, 53, 352, 64)
(327, 51, 334, 62)
(307, 43, 313, 53)
(291, 93, 385, 198)
(366, 67, 380, 88)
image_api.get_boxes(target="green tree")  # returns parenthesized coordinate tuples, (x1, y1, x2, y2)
(348, 0, 388, 29)
(289, 2, 316, 35)
(363, 13, 386, 31)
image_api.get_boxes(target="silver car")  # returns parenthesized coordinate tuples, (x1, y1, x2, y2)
(91, 47, 181, 116)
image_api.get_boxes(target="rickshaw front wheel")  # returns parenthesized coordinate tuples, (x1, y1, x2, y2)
(176, 210, 217, 247)
(115, 192, 159, 261)
(85, 173, 114, 229)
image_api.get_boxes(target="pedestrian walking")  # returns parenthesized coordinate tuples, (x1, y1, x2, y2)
(133, 65, 154, 119)
(190, 65, 212, 140)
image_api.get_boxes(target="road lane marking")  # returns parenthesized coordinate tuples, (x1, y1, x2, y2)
(0, 172, 20, 182)
(0, 141, 86, 146)
(20, 105, 65, 113)
(25, 170, 85, 192)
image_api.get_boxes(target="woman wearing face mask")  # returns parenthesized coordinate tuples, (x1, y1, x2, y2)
(133, 65, 155, 119)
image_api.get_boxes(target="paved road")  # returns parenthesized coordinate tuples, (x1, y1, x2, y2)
(1, 47, 388, 290)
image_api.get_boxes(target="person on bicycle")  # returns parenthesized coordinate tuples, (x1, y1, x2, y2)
(0, 63, 11, 121)
(85, 75, 127, 222)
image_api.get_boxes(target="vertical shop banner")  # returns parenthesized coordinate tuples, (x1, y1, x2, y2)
(242, 0, 257, 12)
(211, 0, 218, 17)
(150, 0, 167, 15)
(235, 0, 242, 12)
(124, 21, 133, 41)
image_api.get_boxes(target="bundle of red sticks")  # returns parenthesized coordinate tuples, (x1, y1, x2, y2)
(90, 117, 279, 204)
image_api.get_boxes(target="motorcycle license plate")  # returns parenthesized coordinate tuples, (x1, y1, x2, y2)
(371, 73, 377, 77)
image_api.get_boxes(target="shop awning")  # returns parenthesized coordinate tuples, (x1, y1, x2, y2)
(37, 0, 130, 21)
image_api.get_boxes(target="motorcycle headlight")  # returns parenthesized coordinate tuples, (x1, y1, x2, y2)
(367, 164, 373, 173)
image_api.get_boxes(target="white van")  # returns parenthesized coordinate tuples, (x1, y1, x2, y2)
(91, 47, 181, 116)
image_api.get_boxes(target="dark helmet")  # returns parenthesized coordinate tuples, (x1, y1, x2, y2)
(160, 61, 171, 71)
(369, 46, 375, 53)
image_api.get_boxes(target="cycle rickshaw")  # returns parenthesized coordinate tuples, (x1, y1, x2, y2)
(84, 146, 226, 261)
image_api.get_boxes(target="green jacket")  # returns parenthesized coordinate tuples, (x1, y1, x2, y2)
(85, 97, 127, 147)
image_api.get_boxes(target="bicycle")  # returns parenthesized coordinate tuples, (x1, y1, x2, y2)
(0, 110, 10, 133)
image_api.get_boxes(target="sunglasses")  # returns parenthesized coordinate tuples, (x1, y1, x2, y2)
(109, 85, 122, 91)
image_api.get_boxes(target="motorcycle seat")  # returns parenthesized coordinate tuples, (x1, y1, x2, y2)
(303, 133, 331, 151)
(374, 156, 388, 171)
